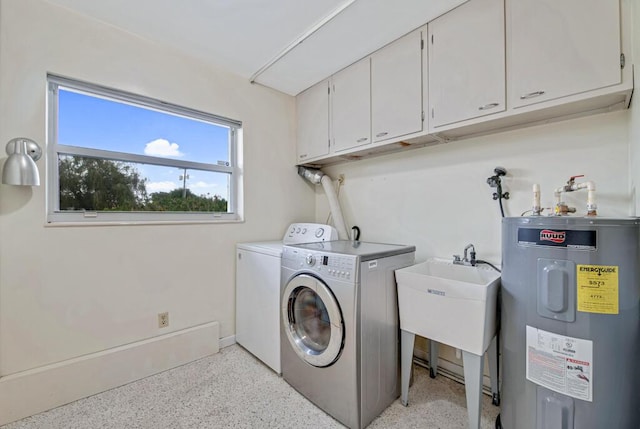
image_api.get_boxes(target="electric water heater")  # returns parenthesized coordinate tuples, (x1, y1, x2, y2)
(500, 217, 640, 429)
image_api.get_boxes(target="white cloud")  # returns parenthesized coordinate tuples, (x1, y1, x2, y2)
(144, 138, 183, 157)
(191, 181, 219, 189)
(146, 181, 177, 193)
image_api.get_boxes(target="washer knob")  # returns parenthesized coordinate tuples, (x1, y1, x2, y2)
(305, 254, 316, 266)
(315, 228, 324, 238)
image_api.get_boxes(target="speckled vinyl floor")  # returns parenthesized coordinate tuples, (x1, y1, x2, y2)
(1, 345, 500, 429)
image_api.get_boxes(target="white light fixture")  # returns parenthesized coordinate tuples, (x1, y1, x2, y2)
(2, 137, 42, 186)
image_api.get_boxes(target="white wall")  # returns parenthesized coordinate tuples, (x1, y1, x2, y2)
(0, 0, 313, 420)
(318, 111, 631, 262)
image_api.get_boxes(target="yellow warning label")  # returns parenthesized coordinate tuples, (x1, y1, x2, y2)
(576, 265, 619, 314)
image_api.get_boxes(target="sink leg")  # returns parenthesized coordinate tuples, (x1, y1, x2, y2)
(429, 339, 439, 378)
(400, 330, 415, 407)
(462, 351, 484, 429)
(488, 334, 500, 406)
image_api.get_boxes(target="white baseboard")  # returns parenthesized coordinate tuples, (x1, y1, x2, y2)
(0, 321, 220, 426)
(219, 334, 236, 349)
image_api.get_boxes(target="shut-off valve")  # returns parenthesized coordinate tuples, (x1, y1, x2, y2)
(551, 175, 597, 216)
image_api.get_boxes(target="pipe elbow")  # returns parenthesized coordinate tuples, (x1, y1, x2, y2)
(298, 166, 325, 185)
(571, 180, 595, 192)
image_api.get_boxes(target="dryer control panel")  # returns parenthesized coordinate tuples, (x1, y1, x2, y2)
(283, 223, 339, 244)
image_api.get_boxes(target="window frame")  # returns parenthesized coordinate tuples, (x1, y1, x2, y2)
(46, 75, 243, 224)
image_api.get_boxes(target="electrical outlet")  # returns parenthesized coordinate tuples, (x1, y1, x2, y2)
(338, 174, 345, 184)
(158, 312, 169, 328)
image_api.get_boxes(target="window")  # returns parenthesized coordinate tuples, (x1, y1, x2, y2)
(47, 75, 242, 223)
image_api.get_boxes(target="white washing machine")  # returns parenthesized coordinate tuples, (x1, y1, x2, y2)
(235, 223, 337, 374)
(280, 240, 415, 429)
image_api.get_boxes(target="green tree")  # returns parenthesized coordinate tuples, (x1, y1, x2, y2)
(147, 189, 227, 212)
(58, 156, 228, 212)
(59, 156, 148, 211)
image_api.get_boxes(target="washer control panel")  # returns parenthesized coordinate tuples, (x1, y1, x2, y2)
(321, 254, 354, 280)
(305, 254, 316, 266)
(283, 223, 338, 244)
(282, 245, 358, 282)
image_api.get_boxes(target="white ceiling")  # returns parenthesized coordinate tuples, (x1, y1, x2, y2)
(44, 0, 467, 95)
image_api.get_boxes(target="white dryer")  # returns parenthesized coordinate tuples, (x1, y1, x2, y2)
(235, 223, 337, 374)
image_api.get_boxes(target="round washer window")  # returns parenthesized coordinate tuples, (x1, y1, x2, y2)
(282, 274, 344, 367)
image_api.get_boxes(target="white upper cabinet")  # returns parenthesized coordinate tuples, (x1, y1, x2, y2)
(331, 57, 371, 152)
(371, 28, 424, 142)
(508, 0, 622, 108)
(429, 0, 505, 127)
(296, 80, 330, 163)
(295, 0, 631, 165)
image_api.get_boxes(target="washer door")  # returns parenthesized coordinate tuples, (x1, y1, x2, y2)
(282, 274, 344, 367)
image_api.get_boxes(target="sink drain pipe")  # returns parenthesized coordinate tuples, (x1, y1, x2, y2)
(298, 166, 350, 240)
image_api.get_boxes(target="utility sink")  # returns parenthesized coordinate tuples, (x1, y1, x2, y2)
(395, 258, 501, 355)
(396, 258, 502, 428)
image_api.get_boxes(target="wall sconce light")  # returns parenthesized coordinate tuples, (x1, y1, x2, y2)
(2, 137, 42, 186)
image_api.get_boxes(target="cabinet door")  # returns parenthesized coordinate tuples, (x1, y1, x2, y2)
(332, 58, 371, 152)
(371, 29, 423, 142)
(429, 0, 505, 127)
(509, 0, 621, 108)
(296, 80, 330, 163)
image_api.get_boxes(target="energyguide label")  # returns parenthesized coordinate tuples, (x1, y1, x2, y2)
(526, 326, 593, 402)
(576, 264, 619, 314)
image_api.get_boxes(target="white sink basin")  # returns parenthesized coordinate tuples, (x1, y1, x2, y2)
(395, 259, 501, 355)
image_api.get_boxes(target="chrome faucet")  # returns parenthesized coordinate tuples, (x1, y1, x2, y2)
(464, 244, 476, 265)
(453, 243, 477, 266)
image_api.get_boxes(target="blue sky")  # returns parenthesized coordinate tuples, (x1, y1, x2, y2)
(58, 89, 231, 199)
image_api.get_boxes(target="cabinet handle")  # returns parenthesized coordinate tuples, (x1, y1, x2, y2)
(478, 103, 499, 111)
(356, 137, 368, 143)
(520, 90, 546, 100)
(375, 132, 389, 138)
